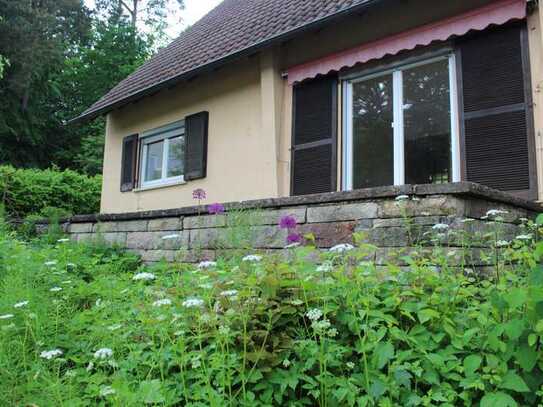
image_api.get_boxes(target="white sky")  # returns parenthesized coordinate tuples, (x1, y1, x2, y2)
(84, 0, 223, 38)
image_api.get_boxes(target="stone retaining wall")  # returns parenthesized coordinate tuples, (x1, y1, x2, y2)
(50, 183, 542, 264)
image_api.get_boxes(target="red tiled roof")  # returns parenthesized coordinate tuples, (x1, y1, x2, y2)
(75, 0, 379, 122)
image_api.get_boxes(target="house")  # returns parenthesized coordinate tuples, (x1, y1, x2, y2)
(75, 0, 543, 214)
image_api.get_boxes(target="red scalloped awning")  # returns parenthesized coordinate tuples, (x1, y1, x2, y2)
(287, 0, 526, 84)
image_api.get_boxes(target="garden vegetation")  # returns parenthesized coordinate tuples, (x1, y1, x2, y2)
(0, 207, 542, 405)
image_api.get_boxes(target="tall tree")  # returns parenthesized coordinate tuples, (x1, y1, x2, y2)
(0, 0, 91, 167)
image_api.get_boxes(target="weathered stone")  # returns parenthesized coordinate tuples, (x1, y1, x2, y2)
(252, 207, 307, 225)
(379, 196, 466, 218)
(101, 232, 127, 246)
(70, 222, 93, 233)
(93, 222, 117, 233)
(250, 226, 289, 248)
(464, 198, 530, 223)
(148, 217, 182, 231)
(115, 220, 149, 232)
(307, 202, 379, 223)
(126, 231, 188, 250)
(189, 228, 228, 249)
(373, 216, 444, 228)
(184, 214, 226, 229)
(179, 249, 216, 263)
(360, 227, 409, 247)
(300, 222, 357, 248)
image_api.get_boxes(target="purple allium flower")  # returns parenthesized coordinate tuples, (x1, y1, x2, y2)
(279, 215, 297, 230)
(208, 203, 225, 215)
(192, 188, 206, 200)
(286, 232, 302, 244)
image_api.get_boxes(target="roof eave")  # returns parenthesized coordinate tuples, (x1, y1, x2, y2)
(69, 0, 386, 125)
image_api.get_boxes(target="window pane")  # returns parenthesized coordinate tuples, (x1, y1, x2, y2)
(167, 136, 184, 177)
(144, 140, 164, 182)
(403, 59, 451, 184)
(352, 74, 394, 189)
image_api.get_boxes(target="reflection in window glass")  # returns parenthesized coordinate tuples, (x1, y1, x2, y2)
(403, 59, 451, 184)
(167, 136, 185, 177)
(352, 74, 394, 188)
(145, 140, 164, 182)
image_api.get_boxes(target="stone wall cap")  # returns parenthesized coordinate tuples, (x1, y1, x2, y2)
(40, 182, 542, 224)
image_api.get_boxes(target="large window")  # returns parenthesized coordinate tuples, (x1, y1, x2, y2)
(140, 121, 185, 188)
(343, 54, 460, 190)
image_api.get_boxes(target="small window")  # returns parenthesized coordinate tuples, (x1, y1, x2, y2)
(140, 121, 185, 188)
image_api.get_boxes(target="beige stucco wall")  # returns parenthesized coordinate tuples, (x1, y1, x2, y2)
(528, 7, 543, 201)
(101, 59, 273, 213)
(100, 0, 537, 213)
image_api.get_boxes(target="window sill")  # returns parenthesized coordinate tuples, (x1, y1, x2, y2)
(134, 179, 186, 192)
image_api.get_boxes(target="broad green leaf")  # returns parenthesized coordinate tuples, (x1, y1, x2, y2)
(515, 344, 538, 372)
(504, 319, 524, 340)
(528, 334, 538, 347)
(374, 342, 394, 369)
(417, 308, 440, 324)
(529, 265, 543, 285)
(463, 354, 482, 376)
(480, 392, 518, 407)
(369, 379, 386, 399)
(536, 213, 543, 225)
(500, 371, 530, 393)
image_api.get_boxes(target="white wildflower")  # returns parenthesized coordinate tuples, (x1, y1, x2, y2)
(519, 217, 529, 223)
(44, 261, 58, 267)
(288, 299, 304, 306)
(66, 263, 76, 269)
(312, 319, 331, 331)
(329, 243, 354, 253)
(486, 209, 509, 217)
(516, 234, 533, 241)
(496, 240, 510, 248)
(306, 308, 323, 321)
(49, 287, 62, 292)
(218, 325, 231, 336)
(432, 223, 449, 231)
(182, 298, 205, 308)
(242, 254, 262, 262)
(0, 314, 14, 320)
(346, 362, 355, 369)
(40, 349, 63, 360)
(61, 280, 72, 285)
(132, 272, 156, 281)
(94, 348, 113, 360)
(282, 359, 291, 368)
(316, 262, 333, 273)
(395, 195, 409, 201)
(161, 234, 180, 240)
(191, 357, 201, 369)
(14, 301, 29, 309)
(99, 386, 116, 397)
(57, 238, 70, 243)
(327, 328, 338, 337)
(197, 260, 217, 269)
(199, 283, 213, 289)
(86, 362, 94, 371)
(447, 251, 457, 257)
(220, 290, 238, 297)
(107, 324, 122, 331)
(461, 218, 475, 223)
(152, 299, 172, 307)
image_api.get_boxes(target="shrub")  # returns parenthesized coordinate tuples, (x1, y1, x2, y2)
(0, 220, 542, 405)
(0, 165, 101, 220)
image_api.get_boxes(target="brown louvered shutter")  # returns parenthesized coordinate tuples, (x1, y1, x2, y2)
(185, 111, 209, 181)
(291, 76, 337, 196)
(458, 23, 536, 199)
(120, 134, 139, 192)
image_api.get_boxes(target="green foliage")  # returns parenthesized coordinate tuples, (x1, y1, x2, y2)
(0, 217, 543, 405)
(0, 165, 101, 220)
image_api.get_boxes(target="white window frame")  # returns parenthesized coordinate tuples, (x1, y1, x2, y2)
(139, 121, 185, 189)
(342, 53, 460, 190)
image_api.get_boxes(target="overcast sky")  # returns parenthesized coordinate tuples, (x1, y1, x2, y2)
(84, 0, 223, 38)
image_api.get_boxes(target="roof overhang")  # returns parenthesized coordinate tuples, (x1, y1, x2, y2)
(70, 0, 387, 124)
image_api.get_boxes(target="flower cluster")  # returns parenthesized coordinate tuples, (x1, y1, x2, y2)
(133, 272, 156, 281)
(208, 202, 225, 215)
(329, 243, 354, 254)
(182, 298, 205, 308)
(152, 299, 172, 307)
(40, 349, 63, 360)
(94, 348, 113, 360)
(242, 254, 262, 263)
(192, 188, 206, 200)
(198, 260, 217, 269)
(279, 215, 303, 247)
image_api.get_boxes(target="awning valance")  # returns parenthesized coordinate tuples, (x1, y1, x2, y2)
(286, 0, 526, 85)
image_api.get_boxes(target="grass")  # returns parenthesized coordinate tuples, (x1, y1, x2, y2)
(0, 211, 542, 406)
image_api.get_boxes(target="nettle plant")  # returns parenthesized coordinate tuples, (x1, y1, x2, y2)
(0, 195, 543, 406)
